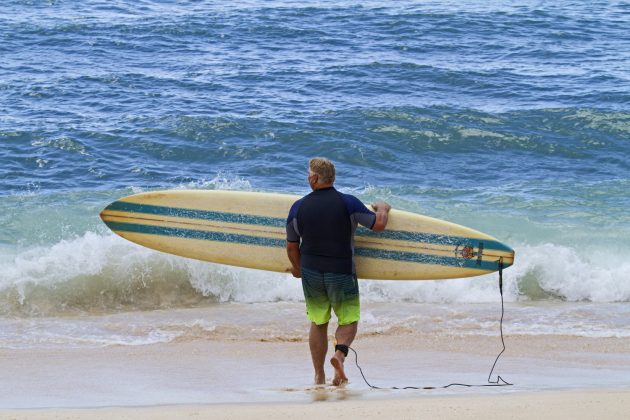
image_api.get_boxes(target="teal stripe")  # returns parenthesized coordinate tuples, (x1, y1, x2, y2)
(105, 201, 286, 228)
(355, 227, 513, 253)
(105, 221, 508, 271)
(354, 247, 505, 271)
(105, 200, 512, 253)
(104, 221, 285, 248)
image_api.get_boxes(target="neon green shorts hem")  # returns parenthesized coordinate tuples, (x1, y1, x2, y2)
(301, 267, 360, 326)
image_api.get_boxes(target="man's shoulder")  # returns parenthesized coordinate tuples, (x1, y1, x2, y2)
(292, 193, 312, 207)
(337, 190, 359, 201)
(337, 191, 373, 215)
(287, 195, 307, 220)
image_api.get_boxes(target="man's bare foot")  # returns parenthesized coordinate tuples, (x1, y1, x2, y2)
(314, 372, 326, 385)
(330, 353, 348, 386)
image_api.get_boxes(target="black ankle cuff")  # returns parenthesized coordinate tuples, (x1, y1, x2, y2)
(335, 344, 349, 357)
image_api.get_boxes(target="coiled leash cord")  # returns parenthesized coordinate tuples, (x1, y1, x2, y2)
(348, 259, 512, 390)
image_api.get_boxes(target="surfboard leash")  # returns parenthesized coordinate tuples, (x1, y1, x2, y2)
(349, 259, 513, 390)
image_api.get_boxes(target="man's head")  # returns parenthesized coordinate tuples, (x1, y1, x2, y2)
(308, 157, 335, 190)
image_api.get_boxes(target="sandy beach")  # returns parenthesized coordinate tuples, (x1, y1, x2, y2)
(1, 389, 629, 420)
(1, 302, 629, 418)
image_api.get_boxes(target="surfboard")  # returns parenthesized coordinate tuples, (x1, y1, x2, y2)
(100, 190, 514, 280)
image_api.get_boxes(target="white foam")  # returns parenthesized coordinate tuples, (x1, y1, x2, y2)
(1, 232, 629, 318)
(175, 172, 253, 191)
(0, 231, 303, 315)
(0, 313, 223, 349)
(359, 243, 630, 304)
(509, 244, 630, 302)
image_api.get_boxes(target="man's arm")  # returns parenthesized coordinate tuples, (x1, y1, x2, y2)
(371, 201, 391, 232)
(286, 200, 302, 278)
(286, 241, 301, 278)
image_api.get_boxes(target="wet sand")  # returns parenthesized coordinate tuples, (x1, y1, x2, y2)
(1, 301, 629, 418)
(1, 328, 629, 409)
(3, 389, 630, 420)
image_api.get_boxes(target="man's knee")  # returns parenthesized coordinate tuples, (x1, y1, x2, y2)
(338, 320, 358, 329)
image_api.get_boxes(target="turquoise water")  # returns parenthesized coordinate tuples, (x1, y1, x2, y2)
(1, 1, 629, 316)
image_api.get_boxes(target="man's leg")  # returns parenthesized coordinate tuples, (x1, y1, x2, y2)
(326, 272, 360, 386)
(302, 267, 333, 385)
(309, 322, 328, 385)
(331, 321, 357, 386)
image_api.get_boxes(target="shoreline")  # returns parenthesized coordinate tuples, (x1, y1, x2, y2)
(3, 389, 630, 420)
(1, 330, 629, 409)
(2, 300, 630, 410)
(2, 302, 628, 412)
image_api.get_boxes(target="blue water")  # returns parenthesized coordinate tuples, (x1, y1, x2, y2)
(1, 0, 629, 314)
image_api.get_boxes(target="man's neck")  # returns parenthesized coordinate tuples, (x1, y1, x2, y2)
(312, 183, 334, 191)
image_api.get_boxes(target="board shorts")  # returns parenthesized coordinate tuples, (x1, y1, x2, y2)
(301, 266, 360, 326)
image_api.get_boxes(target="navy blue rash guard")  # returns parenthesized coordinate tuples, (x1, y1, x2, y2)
(286, 187, 376, 274)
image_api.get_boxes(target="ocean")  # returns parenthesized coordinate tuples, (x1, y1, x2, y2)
(0, 0, 629, 407)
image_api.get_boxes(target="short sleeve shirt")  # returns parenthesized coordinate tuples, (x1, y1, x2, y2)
(286, 187, 376, 274)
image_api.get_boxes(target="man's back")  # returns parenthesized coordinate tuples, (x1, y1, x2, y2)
(287, 187, 376, 274)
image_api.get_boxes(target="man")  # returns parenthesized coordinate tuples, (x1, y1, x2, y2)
(286, 157, 391, 386)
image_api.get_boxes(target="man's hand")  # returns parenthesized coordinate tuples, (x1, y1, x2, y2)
(371, 201, 391, 232)
(291, 266, 301, 278)
(371, 201, 391, 213)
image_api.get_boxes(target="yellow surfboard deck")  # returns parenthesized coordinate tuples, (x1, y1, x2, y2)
(100, 190, 514, 280)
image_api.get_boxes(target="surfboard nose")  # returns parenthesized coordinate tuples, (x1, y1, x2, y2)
(499, 248, 516, 269)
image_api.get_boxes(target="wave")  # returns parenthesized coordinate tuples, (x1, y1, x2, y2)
(362, 243, 630, 304)
(0, 232, 303, 317)
(1, 230, 629, 317)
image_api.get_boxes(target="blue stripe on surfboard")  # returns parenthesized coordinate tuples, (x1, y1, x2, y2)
(105, 200, 513, 253)
(105, 200, 286, 228)
(104, 221, 506, 271)
(356, 227, 513, 253)
(354, 247, 504, 271)
(104, 221, 286, 248)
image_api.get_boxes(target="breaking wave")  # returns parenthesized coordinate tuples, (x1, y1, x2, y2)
(2, 231, 628, 317)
